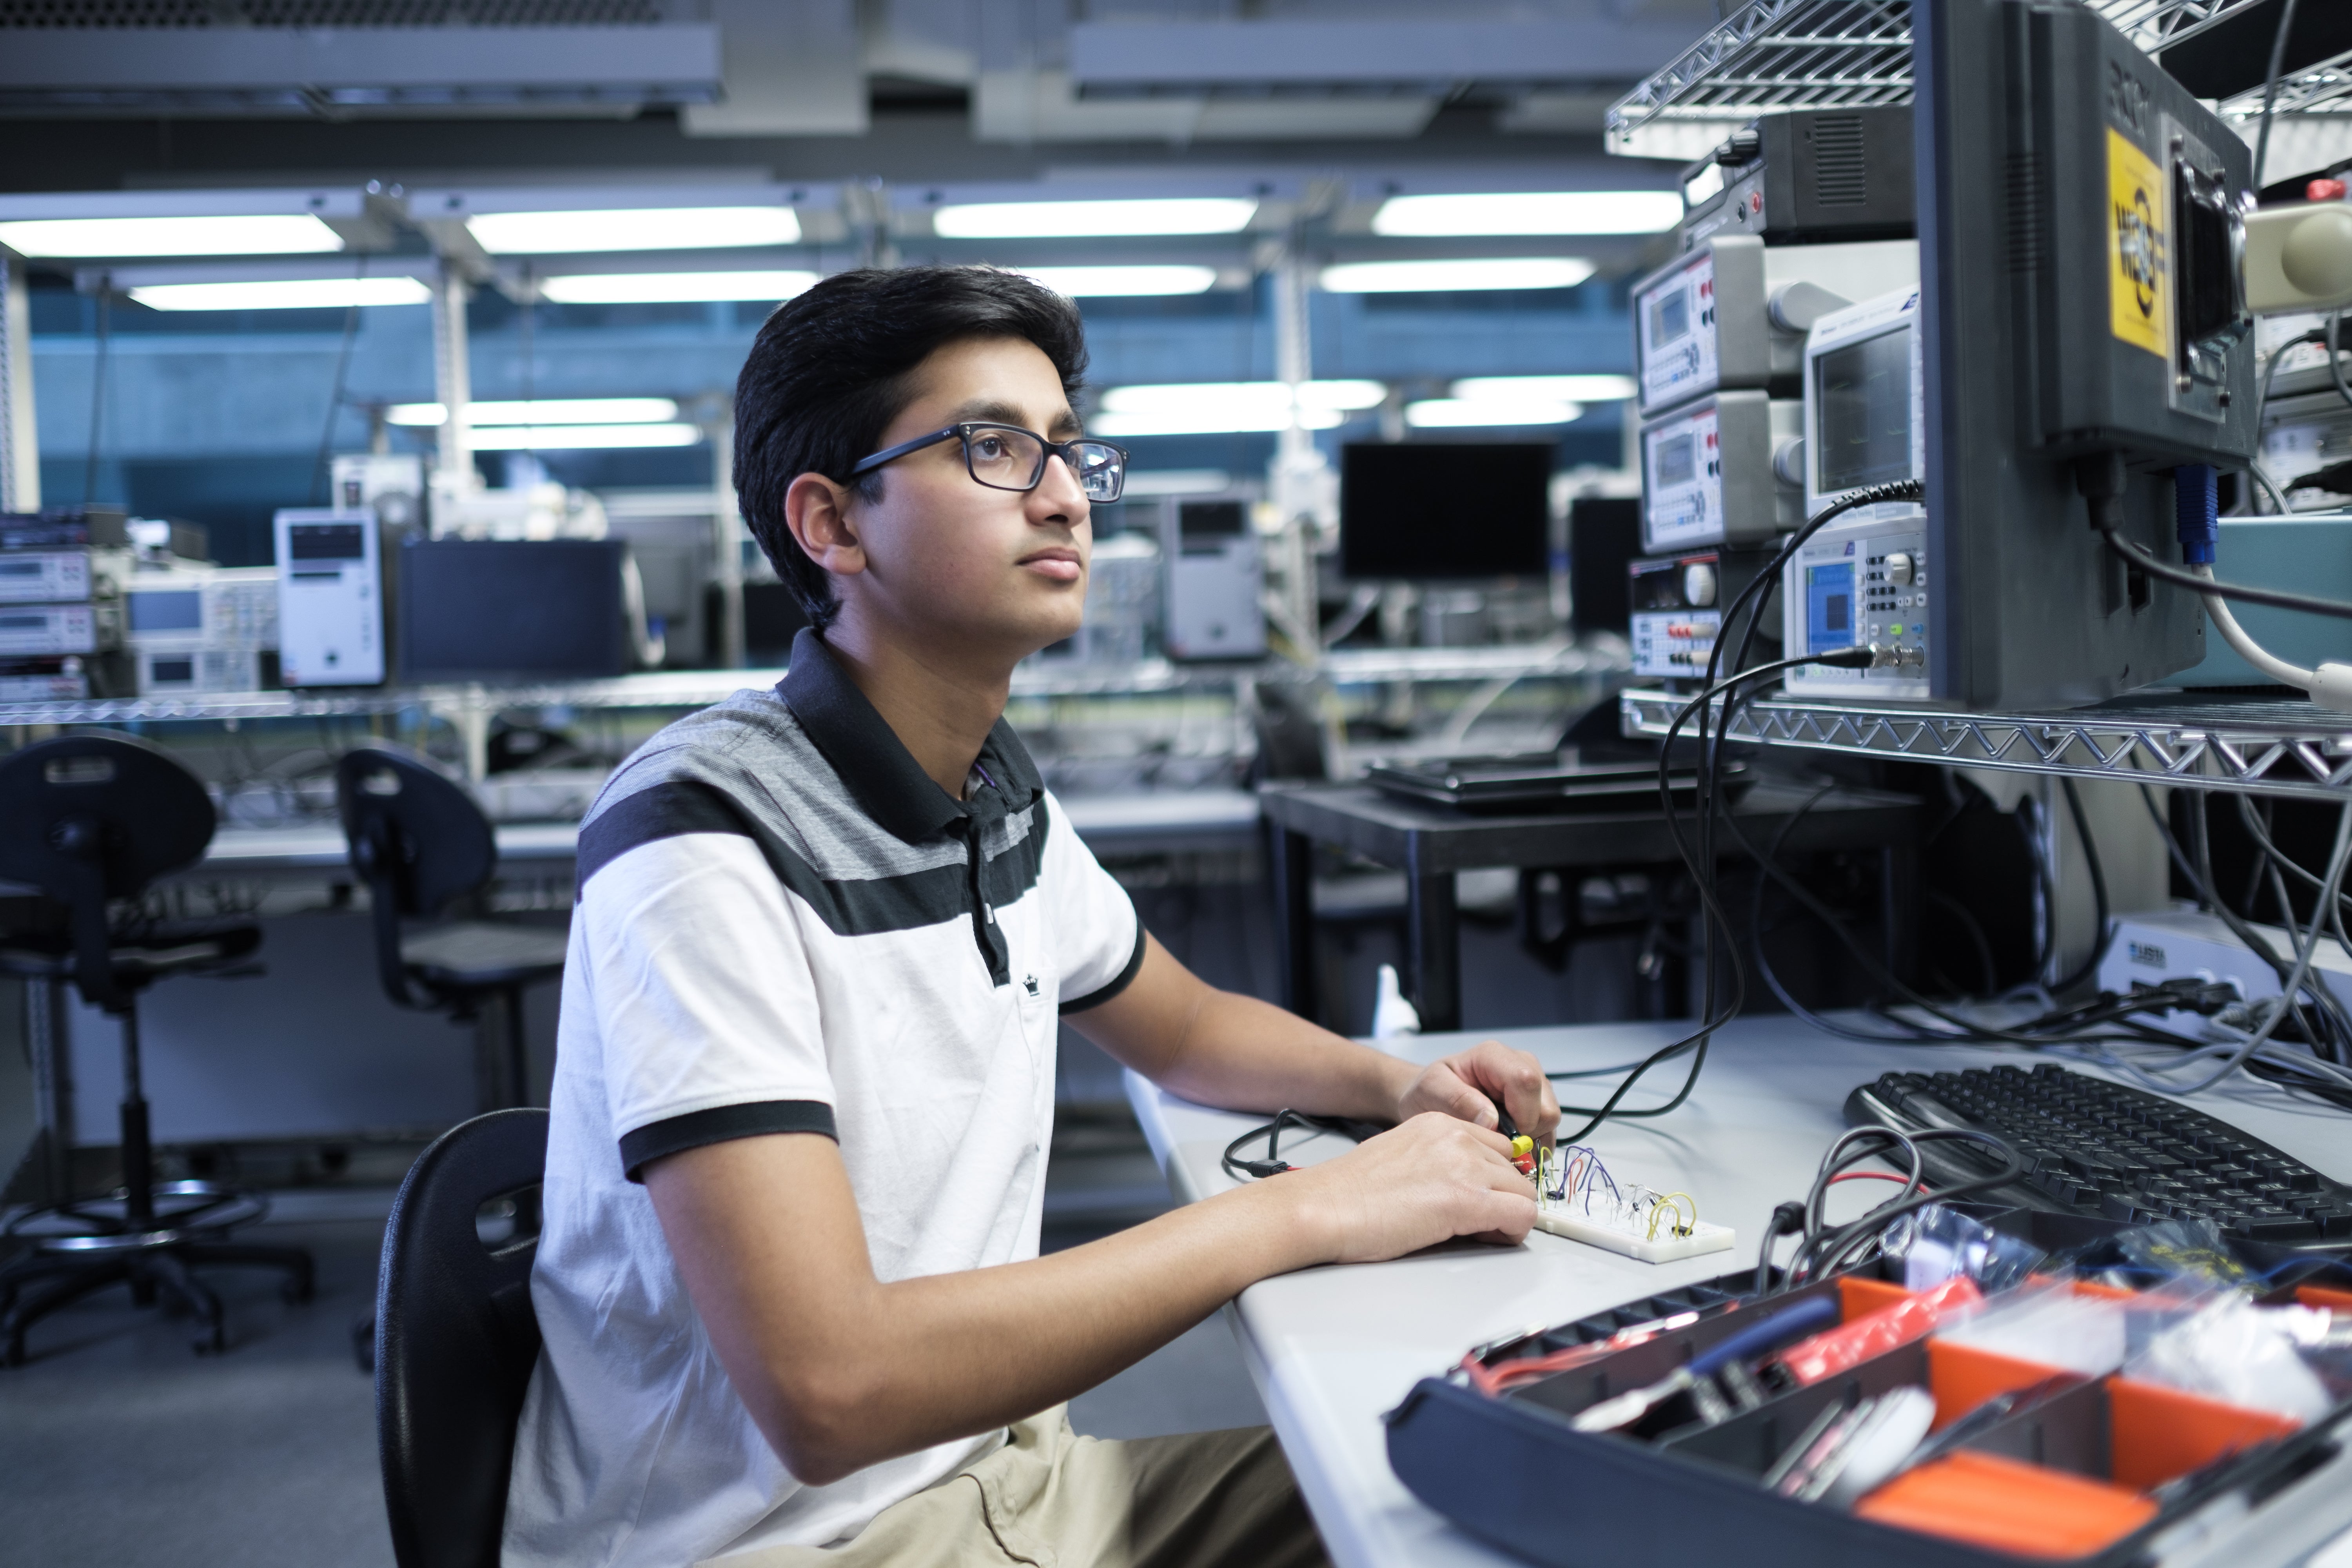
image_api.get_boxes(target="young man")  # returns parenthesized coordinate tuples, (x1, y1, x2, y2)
(503, 266, 1561, 1568)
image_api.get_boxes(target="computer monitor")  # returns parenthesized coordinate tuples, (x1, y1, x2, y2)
(396, 538, 628, 682)
(1339, 444, 1551, 581)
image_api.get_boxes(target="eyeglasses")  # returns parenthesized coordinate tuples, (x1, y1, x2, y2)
(849, 422, 1129, 503)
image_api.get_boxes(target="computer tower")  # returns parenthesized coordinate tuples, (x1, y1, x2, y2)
(274, 508, 385, 687)
(1160, 496, 1265, 661)
(1916, 0, 2252, 708)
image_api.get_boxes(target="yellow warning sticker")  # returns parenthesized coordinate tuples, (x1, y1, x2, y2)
(2108, 127, 2168, 359)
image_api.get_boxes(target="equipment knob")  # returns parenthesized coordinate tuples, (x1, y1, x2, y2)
(1682, 563, 1718, 606)
(1884, 552, 1915, 586)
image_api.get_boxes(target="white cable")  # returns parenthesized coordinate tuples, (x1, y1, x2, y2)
(2193, 566, 2352, 712)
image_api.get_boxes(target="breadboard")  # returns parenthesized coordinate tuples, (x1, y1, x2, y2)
(1533, 1206, 1737, 1263)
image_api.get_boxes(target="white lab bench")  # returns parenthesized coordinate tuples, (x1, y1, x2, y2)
(1123, 1015, 2352, 1568)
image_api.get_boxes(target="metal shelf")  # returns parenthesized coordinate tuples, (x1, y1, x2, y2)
(1620, 687, 2352, 800)
(1320, 641, 1627, 686)
(1605, 0, 2308, 160)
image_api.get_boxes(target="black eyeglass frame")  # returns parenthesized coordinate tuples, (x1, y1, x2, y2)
(847, 422, 1130, 502)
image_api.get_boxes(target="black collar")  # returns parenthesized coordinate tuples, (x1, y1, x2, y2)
(777, 628, 1042, 844)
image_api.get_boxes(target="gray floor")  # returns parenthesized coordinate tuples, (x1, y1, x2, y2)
(0, 1167, 1266, 1568)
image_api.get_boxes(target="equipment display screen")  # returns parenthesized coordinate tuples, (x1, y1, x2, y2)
(1648, 287, 1690, 349)
(1806, 562, 1855, 651)
(1815, 325, 1913, 493)
(128, 590, 203, 633)
(289, 523, 366, 561)
(1654, 432, 1696, 489)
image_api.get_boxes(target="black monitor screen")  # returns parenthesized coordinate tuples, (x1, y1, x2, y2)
(397, 538, 627, 681)
(1815, 325, 1914, 494)
(1339, 444, 1552, 581)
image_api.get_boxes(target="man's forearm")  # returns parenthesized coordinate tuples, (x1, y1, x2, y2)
(652, 1135, 1325, 1485)
(1149, 987, 1416, 1123)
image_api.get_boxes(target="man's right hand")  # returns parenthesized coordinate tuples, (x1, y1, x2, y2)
(1262, 1111, 1537, 1264)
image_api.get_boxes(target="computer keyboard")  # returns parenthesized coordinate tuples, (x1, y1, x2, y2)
(1845, 1063, 2352, 1247)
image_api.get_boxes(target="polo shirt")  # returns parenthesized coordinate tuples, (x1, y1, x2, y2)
(501, 628, 1146, 1567)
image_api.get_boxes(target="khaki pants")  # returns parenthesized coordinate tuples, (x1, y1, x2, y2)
(710, 1408, 1330, 1568)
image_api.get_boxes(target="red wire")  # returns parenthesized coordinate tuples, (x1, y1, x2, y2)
(1829, 1171, 1924, 1188)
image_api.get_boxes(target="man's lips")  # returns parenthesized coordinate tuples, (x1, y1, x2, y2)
(1019, 547, 1083, 583)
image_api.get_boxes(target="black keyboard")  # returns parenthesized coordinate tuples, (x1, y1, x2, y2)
(1844, 1063, 2352, 1248)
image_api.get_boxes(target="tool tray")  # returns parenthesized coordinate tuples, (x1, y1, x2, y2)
(1385, 1265, 2352, 1568)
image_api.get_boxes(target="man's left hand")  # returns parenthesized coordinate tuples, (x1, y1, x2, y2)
(1397, 1041, 1559, 1148)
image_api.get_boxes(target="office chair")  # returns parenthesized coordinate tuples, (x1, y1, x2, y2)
(375, 1107, 547, 1568)
(0, 733, 313, 1364)
(336, 743, 570, 1114)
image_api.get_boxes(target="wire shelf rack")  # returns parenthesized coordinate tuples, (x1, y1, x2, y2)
(1605, 0, 2327, 161)
(1619, 688, 2352, 800)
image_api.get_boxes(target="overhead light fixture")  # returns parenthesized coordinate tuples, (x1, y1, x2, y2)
(0, 214, 343, 259)
(126, 277, 431, 312)
(1450, 374, 1636, 402)
(467, 424, 704, 451)
(538, 270, 818, 304)
(1018, 265, 1219, 297)
(1090, 408, 1345, 438)
(1319, 258, 1597, 293)
(1404, 398, 1583, 428)
(1370, 191, 1682, 236)
(385, 398, 680, 427)
(1099, 380, 1386, 416)
(932, 198, 1257, 239)
(465, 206, 800, 254)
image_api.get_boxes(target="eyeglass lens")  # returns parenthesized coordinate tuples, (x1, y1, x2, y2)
(961, 427, 1124, 503)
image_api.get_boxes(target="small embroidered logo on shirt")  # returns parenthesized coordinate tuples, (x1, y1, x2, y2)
(1023, 975, 1039, 997)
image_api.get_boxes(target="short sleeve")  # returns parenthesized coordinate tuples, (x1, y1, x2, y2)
(578, 831, 838, 1180)
(1040, 790, 1146, 1013)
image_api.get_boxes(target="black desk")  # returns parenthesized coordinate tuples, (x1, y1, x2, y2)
(1258, 778, 1922, 1032)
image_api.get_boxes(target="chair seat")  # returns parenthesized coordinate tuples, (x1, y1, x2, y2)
(0, 918, 262, 985)
(402, 921, 568, 991)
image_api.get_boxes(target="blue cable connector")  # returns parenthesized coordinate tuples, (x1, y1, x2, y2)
(2174, 464, 2219, 566)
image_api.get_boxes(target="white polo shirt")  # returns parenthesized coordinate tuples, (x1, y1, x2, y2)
(502, 629, 1145, 1567)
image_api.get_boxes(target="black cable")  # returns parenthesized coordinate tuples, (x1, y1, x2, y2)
(2096, 510, 2352, 621)
(2048, 779, 2113, 996)
(2329, 312, 2352, 415)
(1220, 1110, 1370, 1182)
(82, 280, 110, 505)
(2252, 0, 2303, 193)
(1796, 1128, 2026, 1281)
(309, 258, 368, 506)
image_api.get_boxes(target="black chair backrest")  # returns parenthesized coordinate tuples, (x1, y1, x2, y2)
(375, 1107, 548, 1568)
(0, 733, 215, 1010)
(336, 744, 497, 1009)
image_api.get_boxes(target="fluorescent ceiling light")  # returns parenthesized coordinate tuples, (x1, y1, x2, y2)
(1091, 408, 1344, 438)
(1099, 380, 1386, 415)
(385, 398, 680, 427)
(1451, 374, 1636, 402)
(465, 206, 799, 254)
(127, 277, 430, 312)
(932, 198, 1256, 239)
(1405, 398, 1583, 428)
(1018, 265, 1218, 297)
(1371, 191, 1682, 236)
(468, 423, 704, 451)
(0, 214, 342, 258)
(539, 270, 817, 304)
(1319, 258, 1597, 293)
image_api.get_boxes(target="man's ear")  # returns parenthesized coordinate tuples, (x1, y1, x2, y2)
(783, 472, 868, 581)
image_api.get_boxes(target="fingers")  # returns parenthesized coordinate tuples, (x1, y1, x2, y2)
(1448, 1042, 1559, 1146)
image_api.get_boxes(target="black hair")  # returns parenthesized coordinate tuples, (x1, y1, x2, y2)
(732, 266, 1089, 630)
